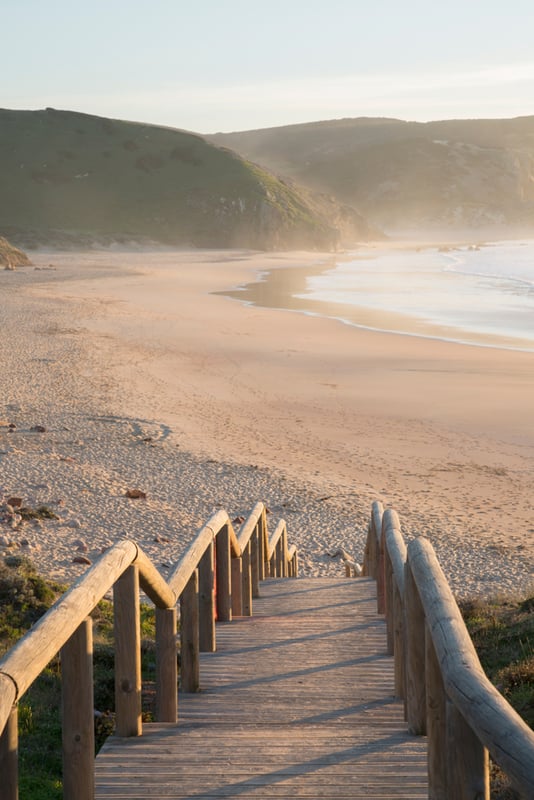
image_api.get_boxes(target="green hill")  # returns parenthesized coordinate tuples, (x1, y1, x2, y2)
(209, 116, 534, 232)
(0, 108, 377, 250)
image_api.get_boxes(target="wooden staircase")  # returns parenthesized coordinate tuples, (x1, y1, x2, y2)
(94, 577, 428, 799)
(2, 501, 534, 798)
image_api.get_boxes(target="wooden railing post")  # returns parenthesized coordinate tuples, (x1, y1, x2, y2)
(215, 524, 232, 622)
(292, 551, 298, 577)
(251, 525, 260, 597)
(404, 557, 426, 735)
(367, 521, 376, 578)
(0, 705, 18, 800)
(241, 541, 253, 616)
(155, 607, 178, 722)
(383, 511, 407, 704)
(377, 515, 386, 614)
(269, 551, 276, 577)
(61, 618, 94, 800)
(231, 556, 243, 617)
(275, 537, 283, 577)
(180, 571, 200, 692)
(369, 501, 383, 579)
(113, 565, 142, 737)
(425, 623, 447, 799)
(446, 701, 489, 799)
(261, 512, 271, 580)
(393, 580, 406, 703)
(362, 521, 371, 576)
(384, 544, 394, 655)
(198, 541, 216, 651)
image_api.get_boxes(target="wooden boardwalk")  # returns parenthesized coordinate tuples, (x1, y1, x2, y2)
(95, 577, 428, 799)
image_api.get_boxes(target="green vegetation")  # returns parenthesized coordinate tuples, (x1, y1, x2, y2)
(460, 594, 534, 727)
(0, 556, 63, 648)
(460, 594, 534, 799)
(210, 116, 534, 231)
(0, 107, 359, 250)
(18, 505, 59, 522)
(0, 557, 531, 798)
(0, 557, 157, 799)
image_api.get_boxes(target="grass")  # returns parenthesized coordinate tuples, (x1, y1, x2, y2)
(18, 505, 60, 521)
(460, 594, 534, 728)
(208, 116, 534, 231)
(0, 107, 341, 250)
(459, 593, 534, 799)
(0, 557, 157, 799)
(0, 557, 532, 798)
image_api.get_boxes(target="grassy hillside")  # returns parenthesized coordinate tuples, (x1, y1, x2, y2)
(210, 116, 534, 232)
(0, 108, 377, 250)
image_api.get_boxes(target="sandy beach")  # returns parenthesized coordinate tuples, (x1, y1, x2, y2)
(1, 248, 533, 599)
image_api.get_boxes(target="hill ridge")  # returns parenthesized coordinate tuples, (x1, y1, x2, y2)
(0, 108, 377, 250)
(209, 115, 534, 232)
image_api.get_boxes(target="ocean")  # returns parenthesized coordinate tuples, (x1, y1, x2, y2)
(294, 240, 534, 351)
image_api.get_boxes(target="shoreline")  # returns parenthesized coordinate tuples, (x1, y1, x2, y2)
(220, 240, 534, 354)
(1, 247, 533, 598)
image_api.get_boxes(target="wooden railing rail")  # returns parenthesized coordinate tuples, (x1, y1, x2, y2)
(237, 501, 268, 602)
(265, 519, 298, 578)
(362, 500, 386, 613)
(0, 502, 297, 800)
(382, 509, 406, 702)
(365, 504, 534, 799)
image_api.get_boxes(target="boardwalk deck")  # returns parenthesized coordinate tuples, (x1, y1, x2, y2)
(95, 577, 428, 798)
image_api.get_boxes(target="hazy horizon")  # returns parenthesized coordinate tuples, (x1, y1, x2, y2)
(3, 1, 534, 134)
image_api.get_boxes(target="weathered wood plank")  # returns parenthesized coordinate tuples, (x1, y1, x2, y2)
(96, 578, 428, 799)
(61, 618, 95, 800)
(113, 566, 142, 737)
(155, 606, 177, 722)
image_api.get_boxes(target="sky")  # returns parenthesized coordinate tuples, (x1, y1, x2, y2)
(3, 0, 534, 133)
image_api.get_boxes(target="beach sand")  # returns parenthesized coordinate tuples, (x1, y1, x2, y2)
(1, 248, 533, 598)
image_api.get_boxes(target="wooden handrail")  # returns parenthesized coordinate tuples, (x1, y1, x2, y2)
(0, 502, 298, 800)
(264, 519, 296, 578)
(135, 548, 177, 608)
(369, 503, 534, 798)
(363, 500, 386, 611)
(236, 501, 265, 551)
(363, 500, 383, 578)
(267, 519, 286, 553)
(408, 537, 534, 797)
(382, 509, 406, 700)
(166, 514, 218, 599)
(0, 540, 140, 705)
(383, 509, 406, 594)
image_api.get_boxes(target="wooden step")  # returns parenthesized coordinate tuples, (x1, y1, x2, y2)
(95, 577, 428, 799)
